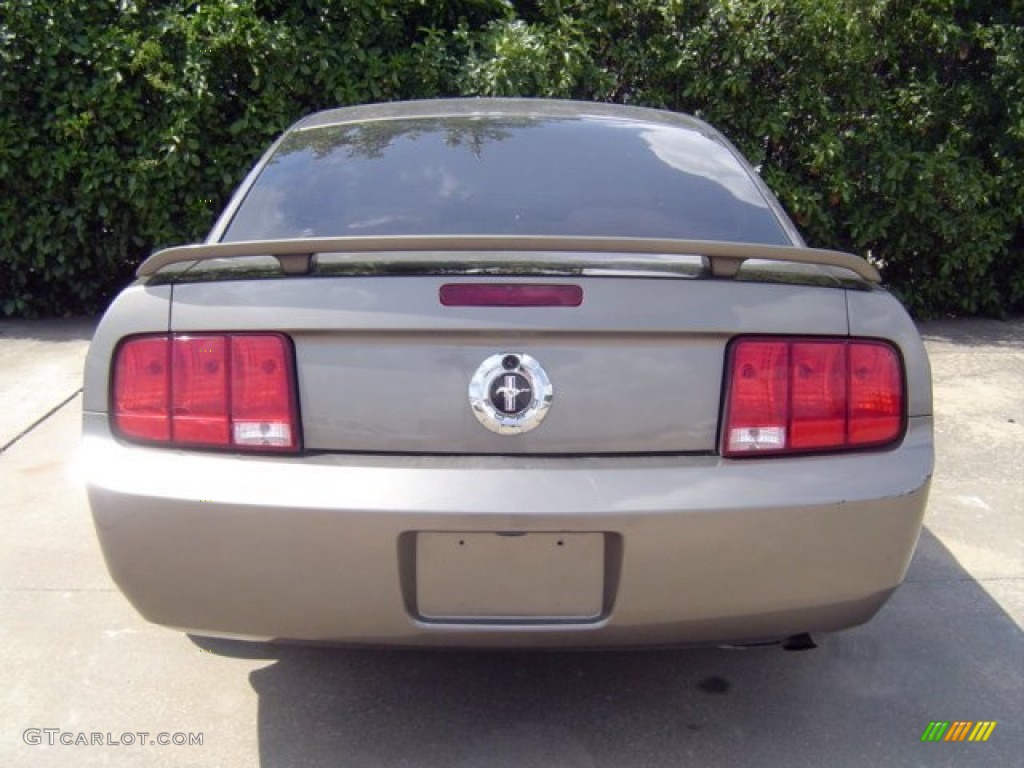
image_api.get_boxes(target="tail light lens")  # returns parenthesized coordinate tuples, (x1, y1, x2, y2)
(111, 337, 171, 442)
(112, 333, 299, 452)
(723, 337, 904, 457)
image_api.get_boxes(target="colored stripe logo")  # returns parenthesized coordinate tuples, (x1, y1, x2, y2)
(921, 721, 997, 742)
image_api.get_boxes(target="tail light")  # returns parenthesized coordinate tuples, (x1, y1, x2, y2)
(722, 337, 904, 457)
(112, 333, 299, 452)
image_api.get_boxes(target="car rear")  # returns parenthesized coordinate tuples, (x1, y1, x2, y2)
(81, 100, 933, 647)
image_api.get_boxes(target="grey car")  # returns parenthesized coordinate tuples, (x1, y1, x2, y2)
(81, 99, 933, 649)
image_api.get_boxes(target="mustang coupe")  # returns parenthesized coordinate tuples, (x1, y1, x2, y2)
(82, 99, 933, 649)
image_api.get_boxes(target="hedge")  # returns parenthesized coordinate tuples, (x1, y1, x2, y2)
(1, 0, 1021, 318)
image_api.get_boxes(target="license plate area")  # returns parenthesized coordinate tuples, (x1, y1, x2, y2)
(415, 532, 606, 622)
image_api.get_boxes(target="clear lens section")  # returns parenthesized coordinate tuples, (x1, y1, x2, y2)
(233, 421, 293, 447)
(727, 426, 786, 452)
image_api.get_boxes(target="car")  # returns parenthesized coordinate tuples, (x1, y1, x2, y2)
(81, 98, 933, 649)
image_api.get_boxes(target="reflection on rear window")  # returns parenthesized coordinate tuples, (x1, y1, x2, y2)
(224, 116, 790, 245)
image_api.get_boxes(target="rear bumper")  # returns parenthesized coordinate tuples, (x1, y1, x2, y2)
(81, 415, 933, 647)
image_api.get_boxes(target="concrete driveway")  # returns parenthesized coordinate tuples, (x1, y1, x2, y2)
(1, 316, 1021, 767)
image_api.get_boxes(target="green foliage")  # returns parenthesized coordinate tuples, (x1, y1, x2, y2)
(1, 0, 1021, 317)
(0, 0, 509, 316)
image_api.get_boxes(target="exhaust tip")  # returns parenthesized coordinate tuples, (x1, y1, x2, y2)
(782, 633, 817, 651)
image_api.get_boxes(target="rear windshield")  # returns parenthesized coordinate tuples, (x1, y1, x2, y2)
(223, 116, 790, 245)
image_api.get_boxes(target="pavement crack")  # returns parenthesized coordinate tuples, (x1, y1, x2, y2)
(0, 388, 82, 454)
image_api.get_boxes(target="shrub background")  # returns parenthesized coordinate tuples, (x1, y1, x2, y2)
(1, 0, 1021, 318)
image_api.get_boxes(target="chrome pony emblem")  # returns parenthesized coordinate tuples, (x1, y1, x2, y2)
(491, 371, 532, 415)
(469, 353, 553, 434)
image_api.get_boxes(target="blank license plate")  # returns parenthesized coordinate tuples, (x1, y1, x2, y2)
(416, 532, 605, 621)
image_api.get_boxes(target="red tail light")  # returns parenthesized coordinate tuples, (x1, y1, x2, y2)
(113, 333, 299, 452)
(172, 336, 229, 446)
(723, 337, 904, 457)
(111, 336, 171, 442)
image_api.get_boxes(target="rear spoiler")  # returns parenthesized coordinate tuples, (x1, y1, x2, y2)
(136, 235, 881, 283)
